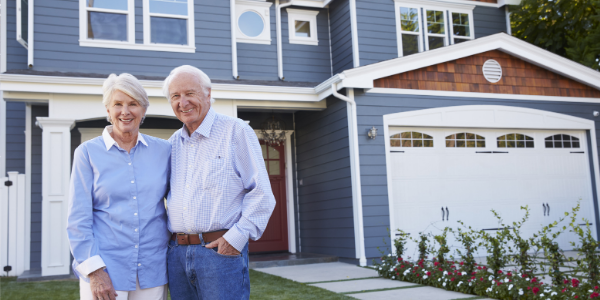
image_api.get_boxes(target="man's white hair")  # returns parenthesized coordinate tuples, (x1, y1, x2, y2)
(102, 73, 149, 123)
(163, 65, 215, 104)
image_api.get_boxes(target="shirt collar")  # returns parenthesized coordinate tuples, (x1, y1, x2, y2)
(102, 125, 148, 151)
(181, 107, 217, 140)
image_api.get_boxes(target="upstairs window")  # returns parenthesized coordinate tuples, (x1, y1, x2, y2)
(79, 0, 195, 53)
(390, 132, 434, 148)
(396, 6, 422, 56)
(286, 9, 319, 46)
(497, 134, 534, 148)
(545, 134, 580, 148)
(144, 0, 195, 46)
(394, 1, 474, 57)
(236, 0, 273, 45)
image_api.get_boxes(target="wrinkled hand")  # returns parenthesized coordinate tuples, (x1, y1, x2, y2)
(206, 237, 240, 256)
(89, 268, 118, 300)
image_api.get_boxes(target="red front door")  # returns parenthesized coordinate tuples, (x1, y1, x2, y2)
(249, 142, 289, 253)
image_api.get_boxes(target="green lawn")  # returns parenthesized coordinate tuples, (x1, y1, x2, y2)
(0, 270, 354, 300)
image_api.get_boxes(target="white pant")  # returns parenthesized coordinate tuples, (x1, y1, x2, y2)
(80, 275, 167, 300)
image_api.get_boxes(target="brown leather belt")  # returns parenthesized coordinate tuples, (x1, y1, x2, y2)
(171, 230, 228, 245)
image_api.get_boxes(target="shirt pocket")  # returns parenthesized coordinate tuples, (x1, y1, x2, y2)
(203, 157, 226, 190)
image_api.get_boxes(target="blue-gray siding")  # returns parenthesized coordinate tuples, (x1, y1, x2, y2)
(5, 102, 25, 174)
(6, 0, 28, 71)
(295, 97, 355, 258)
(32, 0, 233, 79)
(237, 4, 278, 81)
(30, 105, 48, 271)
(281, 7, 332, 82)
(329, 0, 353, 74)
(355, 0, 397, 67)
(353, 91, 600, 260)
(473, 6, 507, 38)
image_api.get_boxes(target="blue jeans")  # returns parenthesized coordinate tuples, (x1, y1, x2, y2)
(167, 238, 250, 300)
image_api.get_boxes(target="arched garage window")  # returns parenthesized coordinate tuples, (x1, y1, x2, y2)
(497, 133, 534, 148)
(445, 133, 485, 148)
(390, 132, 433, 147)
(545, 134, 580, 148)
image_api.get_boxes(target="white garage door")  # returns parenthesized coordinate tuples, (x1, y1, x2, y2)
(389, 127, 597, 257)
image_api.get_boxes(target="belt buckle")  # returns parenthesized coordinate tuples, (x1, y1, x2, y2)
(177, 233, 189, 245)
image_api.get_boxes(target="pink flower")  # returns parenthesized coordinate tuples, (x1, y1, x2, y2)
(532, 287, 539, 295)
(498, 270, 503, 274)
(531, 278, 537, 283)
(460, 262, 464, 266)
(398, 257, 403, 262)
(573, 278, 580, 288)
(434, 262, 439, 266)
(426, 272, 431, 276)
(451, 277, 455, 282)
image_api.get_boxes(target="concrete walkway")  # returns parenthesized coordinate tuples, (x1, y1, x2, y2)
(255, 262, 493, 299)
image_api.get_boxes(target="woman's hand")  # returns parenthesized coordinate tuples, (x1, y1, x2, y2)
(89, 268, 118, 300)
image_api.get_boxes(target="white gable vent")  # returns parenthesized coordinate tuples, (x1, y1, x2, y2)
(482, 59, 502, 83)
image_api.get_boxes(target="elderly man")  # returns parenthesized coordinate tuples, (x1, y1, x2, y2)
(164, 65, 275, 299)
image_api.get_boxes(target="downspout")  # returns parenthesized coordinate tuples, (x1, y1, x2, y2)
(27, 0, 33, 68)
(505, 6, 512, 35)
(348, 0, 360, 67)
(230, 0, 238, 79)
(331, 81, 367, 266)
(277, 0, 294, 80)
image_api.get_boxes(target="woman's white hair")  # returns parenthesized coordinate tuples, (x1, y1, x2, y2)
(103, 73, 149, 123)
(163, 65, 215, 104)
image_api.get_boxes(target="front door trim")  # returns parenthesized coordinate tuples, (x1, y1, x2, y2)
(382, 105, 600, 254)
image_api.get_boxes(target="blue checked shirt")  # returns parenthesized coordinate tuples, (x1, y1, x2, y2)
(67, 126, 171, 291)
(167, 108, 275, 251)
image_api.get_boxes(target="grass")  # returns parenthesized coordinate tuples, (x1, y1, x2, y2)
(1, 270, 354, 300)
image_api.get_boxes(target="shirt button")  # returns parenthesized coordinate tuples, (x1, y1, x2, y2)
(138, 263, 141, 267)
(184, 207, 187, 210)
(135, 245, 138, 248)
(131, 180, 135, 184)
(135, 228, 138, 232)
(188, 229, 191, 232)
(134, 213, 138, 216)
(186, 185, 189, 188)
(133, 196, 137, 199)
(128, 163, 131, 166)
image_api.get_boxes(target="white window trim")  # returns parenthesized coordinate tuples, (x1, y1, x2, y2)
(394, 3, 423, 57)
(236, 0, 273, 45)
(79, 0, 196, 53)
(286, 8, 319, 46)
(394, 0, 474, 56)
(142, 0, 195, 51)
(16, 0, 27, 48)
(448, 8, 475, 44)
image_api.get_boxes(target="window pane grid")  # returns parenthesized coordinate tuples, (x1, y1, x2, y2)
(545, 134, 580, 148)
(451, 12, 470, 37)
(400, 7, 419, 32)
(445, 132, 485, 148)
(497, 133, 534, 148)
(390, 132, 433, 147)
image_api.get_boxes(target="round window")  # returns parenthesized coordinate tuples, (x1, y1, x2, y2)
(238, 11, 264, 37)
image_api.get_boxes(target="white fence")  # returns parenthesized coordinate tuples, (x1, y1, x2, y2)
(1, 172, 27, 276)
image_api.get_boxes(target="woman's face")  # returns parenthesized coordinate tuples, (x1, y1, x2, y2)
(106, 90, 146, 135)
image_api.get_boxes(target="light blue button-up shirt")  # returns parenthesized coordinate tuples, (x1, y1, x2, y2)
(67, 126, 171, 291)
(168, 108, 275, 251)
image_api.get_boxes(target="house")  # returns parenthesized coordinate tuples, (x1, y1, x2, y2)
(1, 0, 600, 280)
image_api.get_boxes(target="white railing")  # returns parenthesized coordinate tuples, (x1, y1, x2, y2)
(1, 172, 27, 277)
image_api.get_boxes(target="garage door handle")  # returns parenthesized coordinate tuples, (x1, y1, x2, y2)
(446, 207, 449, 221)
(476, 151, 493, 153)
(543, 203, 547, 216)
(547, 203, 550, 215)
(493, 151, 509, 154)
(571, 151, 585, 154)
(441, 207, 445, 221)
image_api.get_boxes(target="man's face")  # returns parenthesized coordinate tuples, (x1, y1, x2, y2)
(168, 72, 211, 133)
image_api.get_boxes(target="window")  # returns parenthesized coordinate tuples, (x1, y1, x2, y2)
(545, 134, 580, 148)
(144, 0, 195, 47)
(390, 132, 434, 147)
(446, 133, 485, 148)
(79, 0, 195, 53)
(449, 10, 474, 44)
(394, 1, 474, 57)
(497, 134, 534, 148)
(17, 0, 28, 48)
(286, 9, 319, 46)
(396, 5, 422, 56)
(425, 9, 446, 51)
(236, 0, 273, 45)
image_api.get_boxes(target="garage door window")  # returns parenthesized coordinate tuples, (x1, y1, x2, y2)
(545, 134, 580, 148)
(445, 132, 485, 148)
(497, 133, 534, 148)
(390, 132, 434, 147)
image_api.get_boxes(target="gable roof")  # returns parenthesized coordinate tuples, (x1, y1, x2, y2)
(335, 33, 600, 94)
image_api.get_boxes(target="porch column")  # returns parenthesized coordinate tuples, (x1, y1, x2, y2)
(36, 117, 75, 276)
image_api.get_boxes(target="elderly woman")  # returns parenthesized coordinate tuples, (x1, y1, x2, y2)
(67, 73, 171, 300)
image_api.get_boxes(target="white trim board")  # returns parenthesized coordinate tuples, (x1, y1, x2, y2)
(368, 88, 600, 104)
(381, 105, 600, 254)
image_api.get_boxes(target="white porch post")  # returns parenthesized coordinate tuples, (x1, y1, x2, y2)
(36, 117, 75, 276)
